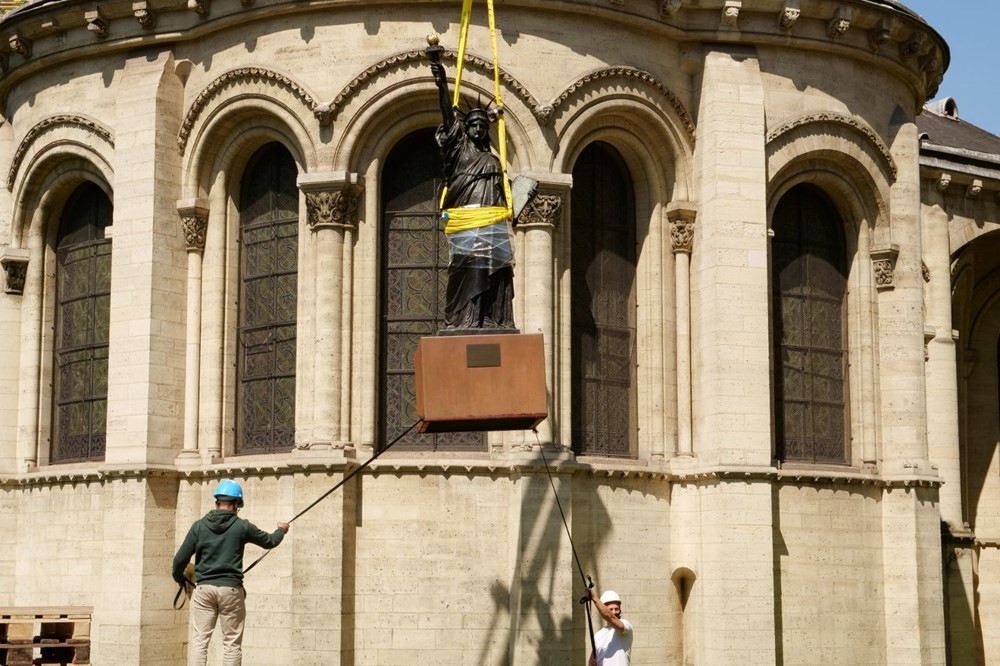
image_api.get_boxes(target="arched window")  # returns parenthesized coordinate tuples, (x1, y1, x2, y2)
(52, 181, 112, 463)
(379, 129, 484, 451)
(570, 141, 637, 457)
(771, 184, 849, 464)
(236, 143, 298, 454)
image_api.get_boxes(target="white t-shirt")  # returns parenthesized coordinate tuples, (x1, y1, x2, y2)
(594, 619, 633, 665)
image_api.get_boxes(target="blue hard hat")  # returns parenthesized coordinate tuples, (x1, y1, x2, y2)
(213, 480, 244, 508)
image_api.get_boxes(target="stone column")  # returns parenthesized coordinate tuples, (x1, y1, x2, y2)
(177, 202, 208, 463)
(517, 181, 569, 447)
(668, 204, 696, 458)
(299, 173, 361, 450)
(0, 247, 29, 472)
(14, 225, 43, 470)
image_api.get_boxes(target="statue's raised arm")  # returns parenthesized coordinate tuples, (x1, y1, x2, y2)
(425, 36, 455, 130)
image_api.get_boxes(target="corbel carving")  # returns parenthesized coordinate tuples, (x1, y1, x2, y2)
(871, 245, 899, 291)
(778, 5, 800, 30)
(9, 32, 30, 58)
(922, 261, 931, 283)
(722, 1, 740, 26)
(660, 0, 681, 15)
(967, 179, 983, 199)
(901, 32, 926, 59)
(828, 16, 850, 38)
(1, 248, 29, 295)
(869, 28, 891, 53)
(936, 173, 951, 192)
(667, 205, 697, 254)
(518, 192, 564, 228)
(187, 0, 208, 17)
(133, 1, 156, 29)
(306, 187, 362, 230)
(85, 11, 109, 38)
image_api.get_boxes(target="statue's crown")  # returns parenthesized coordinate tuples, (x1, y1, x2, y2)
(459, 95, 497, 124)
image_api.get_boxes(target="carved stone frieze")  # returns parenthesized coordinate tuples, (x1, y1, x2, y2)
(871, 246, 899, 291)
(181, 215, 208, 252)
(1, 248, 28, 294)
(766, 112, 897, 180)
(133, 2, 156, 29)
(8, 115, 115, 191)
(549, 66, 696, 144)
(306, 187, 362, 230)
(178, 68, 323, 154)
(327, 49, 545, 126)
(518, 192, 564, 228)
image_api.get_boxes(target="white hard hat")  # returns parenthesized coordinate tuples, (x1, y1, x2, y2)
(600, 590, 621, 605)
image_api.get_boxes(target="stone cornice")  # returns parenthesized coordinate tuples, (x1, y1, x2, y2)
(7, 113, 113, 190)
(767, 111, 898, 180)
(177, 67, 325, 154)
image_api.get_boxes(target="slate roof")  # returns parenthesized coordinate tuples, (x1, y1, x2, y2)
(918, 109, 1000, 159)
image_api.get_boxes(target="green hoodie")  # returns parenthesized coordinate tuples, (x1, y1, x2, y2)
(172, 509, 285, 588)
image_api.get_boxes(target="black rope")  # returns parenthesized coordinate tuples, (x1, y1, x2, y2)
(534, 430, 599, 663)
(242, 419, 421, 575)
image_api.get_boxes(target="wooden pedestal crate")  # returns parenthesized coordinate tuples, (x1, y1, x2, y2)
(0, 607, 91, 666)
(415, 333, 547, 432)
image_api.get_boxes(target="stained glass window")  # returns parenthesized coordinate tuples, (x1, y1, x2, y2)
(570, 142, 637, 457)
(52, 181, 112, 463)
(771, 184, 849, 464)
(236, 143, 298, 454)
(379, 129, 485, 451)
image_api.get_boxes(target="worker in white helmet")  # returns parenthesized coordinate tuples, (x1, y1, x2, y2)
(588, 589, 633, 665)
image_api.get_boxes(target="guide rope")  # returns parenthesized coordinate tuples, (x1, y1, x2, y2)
(533, 429, 599, 663)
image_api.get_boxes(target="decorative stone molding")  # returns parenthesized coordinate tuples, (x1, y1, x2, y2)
(305, 187, 362, 230)
(327, 49, 544, 126)
(922, 261, 930, 283)
(517, 192, 564, 228)
(667, 205, 697, 254)
(85, 10, 108, 38)
(660, 0, 681, 15)
(8, 32, 30, 58)
(766, 112, 897, 180)
(178, 68, 324, 154)
(778, 6, 800, 31)
(187, 0, 208, 17)
(936, 172, 951, 192)
(549, 66, 696, 144)
(967, 179, 983, 199)
(1, 247, 29, 295)
(7, 115, 115, 191)
(722, 1, 740, 27)
(871, 245, 899, 291)
(133, 1, 156, 29)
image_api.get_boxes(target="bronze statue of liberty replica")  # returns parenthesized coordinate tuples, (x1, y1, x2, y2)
(426, 37, 518, 331)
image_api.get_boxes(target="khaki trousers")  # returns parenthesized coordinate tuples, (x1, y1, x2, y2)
(188, 584, 246, 666)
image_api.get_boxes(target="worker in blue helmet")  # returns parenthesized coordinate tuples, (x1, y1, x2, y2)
(172, 480, 289, 666)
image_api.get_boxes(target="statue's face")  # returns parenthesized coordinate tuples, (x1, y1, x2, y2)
(466, 117, 489, 144)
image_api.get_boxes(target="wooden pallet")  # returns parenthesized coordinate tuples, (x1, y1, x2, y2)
(0, 607, 91, 666)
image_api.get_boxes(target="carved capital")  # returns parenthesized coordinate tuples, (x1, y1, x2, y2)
(1, 247, 29, 295)
(871, 245, 899, 291)
(306, 187, 362, 230)
(133, 1, 156, 29)
(181, 215, 208, 252)
(667, 204, 697, 255)
(518, 192, 564, 229)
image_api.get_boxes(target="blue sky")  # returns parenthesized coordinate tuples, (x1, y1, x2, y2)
(903, 0, 999, 136)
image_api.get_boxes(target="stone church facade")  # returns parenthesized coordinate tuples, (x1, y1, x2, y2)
(0, 0, 997, 663)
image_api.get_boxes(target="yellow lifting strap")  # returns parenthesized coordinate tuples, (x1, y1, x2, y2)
(442, 0, 515, 234)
